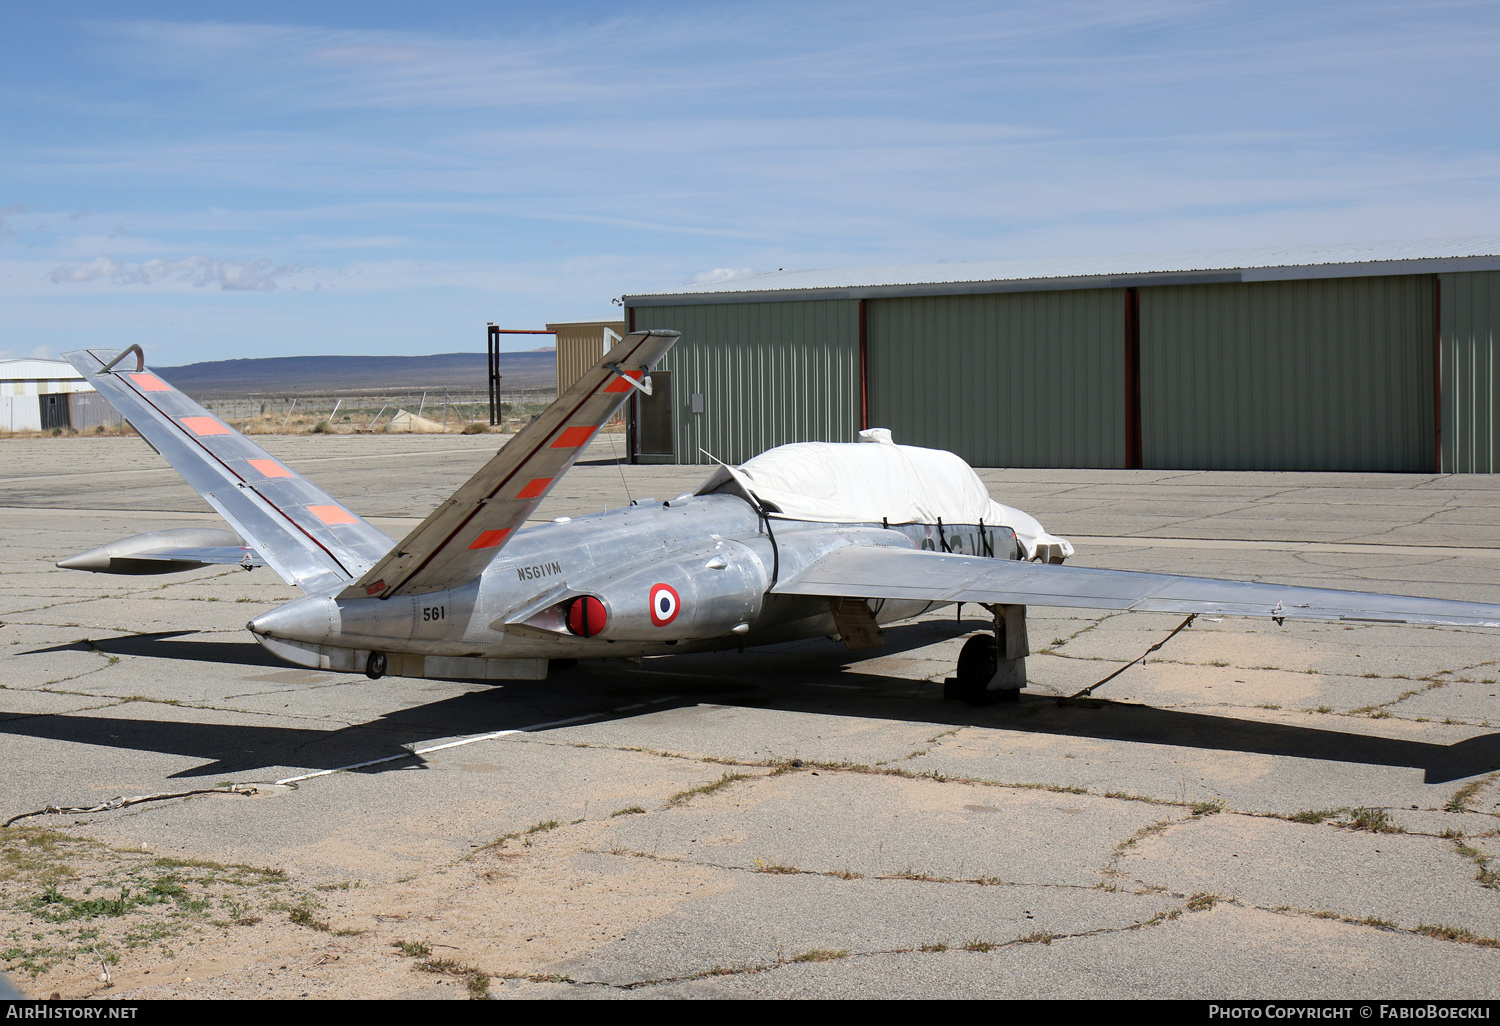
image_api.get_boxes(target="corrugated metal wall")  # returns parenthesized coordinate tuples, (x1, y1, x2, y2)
(629, 300, 860, 464)
(1140, 276, 1434, 471)
(628, 272, 1488, 471)
(865, 290, 1126, 467)
(1439, 271, 1500, 473)
(68, 391, 124, 431)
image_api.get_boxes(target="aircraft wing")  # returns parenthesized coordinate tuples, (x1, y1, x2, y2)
(64, 349, 394, 594)
(343, 329, 679, 600)
(772, 546, 1500, 627)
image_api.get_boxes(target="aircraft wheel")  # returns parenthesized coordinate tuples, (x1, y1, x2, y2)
(365, 651, 387, 680)
(955, 634, 997, 706)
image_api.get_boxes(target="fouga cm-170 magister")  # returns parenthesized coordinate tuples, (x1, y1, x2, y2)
(57, 331, 1500, 704)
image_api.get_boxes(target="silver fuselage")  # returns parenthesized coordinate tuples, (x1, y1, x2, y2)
(246, 493, 1017, 677)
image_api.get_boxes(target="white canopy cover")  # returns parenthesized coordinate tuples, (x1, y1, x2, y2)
(697, 429, 1074, 562)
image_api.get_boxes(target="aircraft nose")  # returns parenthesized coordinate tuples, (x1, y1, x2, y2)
(56, 550, 109, 571)
(247, 594, 338, 644)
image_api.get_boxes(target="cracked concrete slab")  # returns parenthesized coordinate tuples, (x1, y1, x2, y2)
(1120, 813, 1500, 937)
(548, 855, 1179, 986)
(595, 772, 1178, 887)
(635, 904, 1500, 1000)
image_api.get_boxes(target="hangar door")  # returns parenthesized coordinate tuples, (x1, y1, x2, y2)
(1140, 277, 1434, 472)
(865, 290, 1127, 468)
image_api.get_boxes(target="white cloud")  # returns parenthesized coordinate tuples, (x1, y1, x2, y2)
(0, 345, 56, 360)
(692, 267, 758, 284)
(46, 254, 300, 291)
(0, 204, 23, 242)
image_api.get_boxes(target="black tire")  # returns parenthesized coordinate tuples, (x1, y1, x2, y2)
(956, 634, 997, 706)
(365, 651, 387, 680)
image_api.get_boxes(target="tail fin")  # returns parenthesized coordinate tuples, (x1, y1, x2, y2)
(343, 329, 680, 600)
(65, 348, 393, 594)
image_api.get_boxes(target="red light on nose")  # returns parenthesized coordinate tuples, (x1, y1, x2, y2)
(566, 596, 608, 637)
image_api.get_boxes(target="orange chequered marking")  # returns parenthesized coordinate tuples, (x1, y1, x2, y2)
(248, 459, 293, 479)
(468, 529, 511, 550)
(129, 373, 172, 392)
(551, 425, 596, 449)
(180, 416, 230, 436)
(604, 369, 643, 393)
(308, 505, 358, 525)
(515, 477, 552, 499)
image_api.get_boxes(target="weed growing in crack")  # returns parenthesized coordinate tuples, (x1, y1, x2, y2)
(1288, 809, 1337, 824)
(392, 940, 491, 998)
(749, 859, 801, 875)
(1415, 924, 1500, 948)
(481, 819, 562, 851)
(1186, 893, 1218, 912)
(789, 949, 848, 963)
(284, 904, 333, 932)
(668, 772, 752, 806)
(1446, 778, 1492, 814)
(1345, 808, 1402, 833)
(1453, 842, 1498, 890)
(424, 959, 492, 998)
(1114, 818, 1177, 856)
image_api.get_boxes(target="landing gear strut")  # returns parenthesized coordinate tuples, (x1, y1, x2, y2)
(944, 604, 1027, 705)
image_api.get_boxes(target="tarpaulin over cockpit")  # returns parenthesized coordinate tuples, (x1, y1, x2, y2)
(696, 429, 1074, 562)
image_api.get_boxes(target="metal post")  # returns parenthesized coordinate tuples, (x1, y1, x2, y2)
(488, 324, 500, 426)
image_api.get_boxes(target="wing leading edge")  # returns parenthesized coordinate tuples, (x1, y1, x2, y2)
(773, 546, 1500, 628)
(343, 329, 680, 600)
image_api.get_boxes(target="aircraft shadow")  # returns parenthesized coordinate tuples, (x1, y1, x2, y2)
(3, 620, 1496, 784)
(26, 631, 286, 668)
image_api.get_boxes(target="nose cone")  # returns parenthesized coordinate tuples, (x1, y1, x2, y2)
(56, 548, 111, 571)
(247, 594, 338, 645)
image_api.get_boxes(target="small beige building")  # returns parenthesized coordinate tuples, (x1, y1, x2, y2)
(547, 320, 628, 394)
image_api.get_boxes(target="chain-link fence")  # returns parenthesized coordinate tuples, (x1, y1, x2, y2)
(199, 388, 561, 434)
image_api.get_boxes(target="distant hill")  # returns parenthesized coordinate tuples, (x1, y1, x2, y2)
(156, 351, 556, 397)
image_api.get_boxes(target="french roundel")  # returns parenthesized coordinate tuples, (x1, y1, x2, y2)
(649, 583, 681, 626)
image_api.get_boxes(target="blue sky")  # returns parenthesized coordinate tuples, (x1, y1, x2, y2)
(3, 1, 1498, 365)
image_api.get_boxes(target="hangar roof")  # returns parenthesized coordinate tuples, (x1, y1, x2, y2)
(624, 235, 1500, 307)
(0, 358, 86, 382)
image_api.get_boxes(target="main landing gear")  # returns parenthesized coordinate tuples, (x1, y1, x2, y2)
(944, 603, 1027, 706)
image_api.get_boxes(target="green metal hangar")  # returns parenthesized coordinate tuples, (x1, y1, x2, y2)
(620, 237, 1500, 472)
